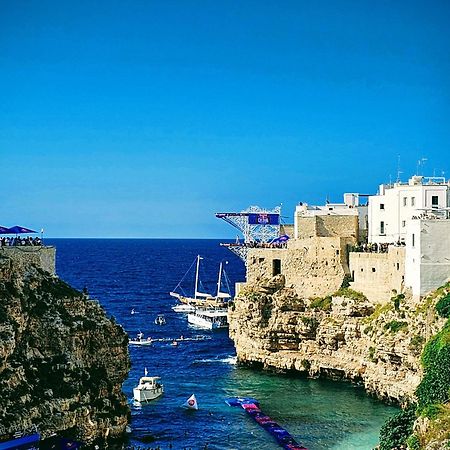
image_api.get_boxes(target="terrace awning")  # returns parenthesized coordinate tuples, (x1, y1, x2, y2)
(5, 225, 37, 234)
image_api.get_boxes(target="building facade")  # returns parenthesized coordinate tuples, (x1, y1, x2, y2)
(368, 176, 450, 244)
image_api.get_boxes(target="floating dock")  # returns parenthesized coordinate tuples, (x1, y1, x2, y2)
(225, 397, 308, 450)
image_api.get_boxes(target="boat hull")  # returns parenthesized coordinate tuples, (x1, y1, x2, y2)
(133, 386, 163, 402)
(187, 313, 228, 329)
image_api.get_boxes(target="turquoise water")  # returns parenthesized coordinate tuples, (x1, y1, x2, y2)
(52, 238, 398, 449)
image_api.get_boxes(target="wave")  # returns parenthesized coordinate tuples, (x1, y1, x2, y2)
(192, 355, 237, 365)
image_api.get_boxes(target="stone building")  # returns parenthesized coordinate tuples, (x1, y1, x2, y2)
(245, 214, 358, 299)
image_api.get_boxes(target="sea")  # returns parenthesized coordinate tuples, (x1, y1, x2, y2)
(49, 238, 399, 450)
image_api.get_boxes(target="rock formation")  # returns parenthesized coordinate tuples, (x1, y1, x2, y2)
(0, 252, 130, 444)
(229, 275, 446, 404)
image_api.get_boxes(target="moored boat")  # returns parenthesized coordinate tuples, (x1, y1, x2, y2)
(187, 308, 228, 329)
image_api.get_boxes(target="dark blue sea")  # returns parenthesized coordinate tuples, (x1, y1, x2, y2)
(49, 239, 398, 450)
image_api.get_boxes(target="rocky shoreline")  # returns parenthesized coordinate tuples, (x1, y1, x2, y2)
(0, 251, 130, 445)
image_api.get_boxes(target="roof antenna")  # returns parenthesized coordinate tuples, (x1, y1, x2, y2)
(396, 155, 402, 183)
(416, 157, 427, 176)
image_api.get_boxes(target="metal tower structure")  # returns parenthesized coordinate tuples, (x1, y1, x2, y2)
(216, 205, 281, 264)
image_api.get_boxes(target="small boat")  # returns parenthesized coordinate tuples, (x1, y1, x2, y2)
(154, 314, 166, 325)
(182, 394, 198, 410)
(129, 331, 153, 346)
(133, 371, 164, 402)
(171, 304, 196, 313)
(187, 308, 228, 329)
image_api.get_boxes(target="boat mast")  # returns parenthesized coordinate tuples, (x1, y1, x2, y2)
(194, 255, 201, 300)
(216, 261, 223, 298)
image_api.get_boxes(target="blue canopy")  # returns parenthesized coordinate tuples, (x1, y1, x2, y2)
(270, 234, 290, 243)
(0, 226, 10, 234)
(5, 225, 37, 234)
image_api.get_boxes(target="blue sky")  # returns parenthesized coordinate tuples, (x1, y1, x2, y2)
(1, 1, 449, 237)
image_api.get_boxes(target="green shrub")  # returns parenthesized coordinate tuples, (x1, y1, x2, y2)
(340, 274, 352, 289)
(368, 346, 377, 362)
(416, 319, 450, 409)
(333, 287, 367, 302)
(392, 293, 405, 311)
(379, 405, 416, 450)
(409, 335, 426, 356)
(310, 296, 332, 311)
(300, 316, 319, 331)
(301, 359, 311, 371)
(406, 434, 420, 450)
(435, 293, 450, 318)
(384, 320, 408, 333)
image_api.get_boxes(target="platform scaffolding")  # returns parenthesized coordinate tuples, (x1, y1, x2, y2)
(216, 206, 282, 266)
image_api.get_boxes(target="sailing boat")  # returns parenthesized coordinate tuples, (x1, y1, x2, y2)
(170, 256, 231, 309)
(182, 394, 198, 410)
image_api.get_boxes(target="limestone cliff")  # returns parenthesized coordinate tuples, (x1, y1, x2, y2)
(229, 275, 446, 404)
(0, 253, 130, 444)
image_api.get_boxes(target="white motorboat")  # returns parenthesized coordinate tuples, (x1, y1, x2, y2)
(129, 332, 153, 346)
(171, 304, 196, 313)
(133, 375, 164, 402)
(187, 308, 228, 329)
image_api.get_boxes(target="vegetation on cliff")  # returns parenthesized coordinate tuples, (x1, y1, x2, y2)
(379, 282, 450, 450)
(0, 256, 130, 445)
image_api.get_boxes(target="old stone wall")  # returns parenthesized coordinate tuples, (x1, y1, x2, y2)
(349, 247, 406, 304)
(246, 236, 356, 299)
(0, 246, 56, 275)
(296, 215, 359, 240)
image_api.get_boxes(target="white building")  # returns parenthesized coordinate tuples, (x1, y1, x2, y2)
(368, 176, 450, 244)
(294, 193, 368, 240)
(405, 217, 450, 297)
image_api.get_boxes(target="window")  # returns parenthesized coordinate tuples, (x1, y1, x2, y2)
(411, 197, 415, 207)
(272, 259, 281, 276)
(403, 197, 407, 206)
(372, 267, 376, 272)
(412, 233, 415, 248)
(380, 221, 385, 235)
(380, 203, 385, 210)
(402, 220, 406, 228)
(259, 258, 265, 263)
(432, 196, 439, 208)
(397, 263, 400, 270)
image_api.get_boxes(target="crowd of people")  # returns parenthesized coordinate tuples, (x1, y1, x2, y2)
(224, 241, 288, 249)
(351, 241, 406, 253)
(0, 236, 42, 247)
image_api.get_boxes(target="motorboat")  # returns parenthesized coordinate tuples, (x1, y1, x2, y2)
(129, 331, 153, 346)
(171, 304, 196, 313)
(154, 314, 166, 325)
(133, 375, 164, 402)
(187, 308, 228, 329)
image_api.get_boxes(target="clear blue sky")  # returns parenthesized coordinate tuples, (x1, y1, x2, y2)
(1, 1, 449, 237)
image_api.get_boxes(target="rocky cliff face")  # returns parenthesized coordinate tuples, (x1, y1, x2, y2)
(0, 254, 130, 444)
(229, 275, 445, 404)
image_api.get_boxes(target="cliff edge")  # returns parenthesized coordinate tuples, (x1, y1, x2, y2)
(0, 252, 130, 444)
(229, 275, 446, 404)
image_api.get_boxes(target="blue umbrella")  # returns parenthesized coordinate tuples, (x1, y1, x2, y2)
(6, 225, 37, 234)
(0, 226, 10, 234)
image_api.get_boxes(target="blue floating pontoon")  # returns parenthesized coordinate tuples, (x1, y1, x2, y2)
(225, 397, 308, 450)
